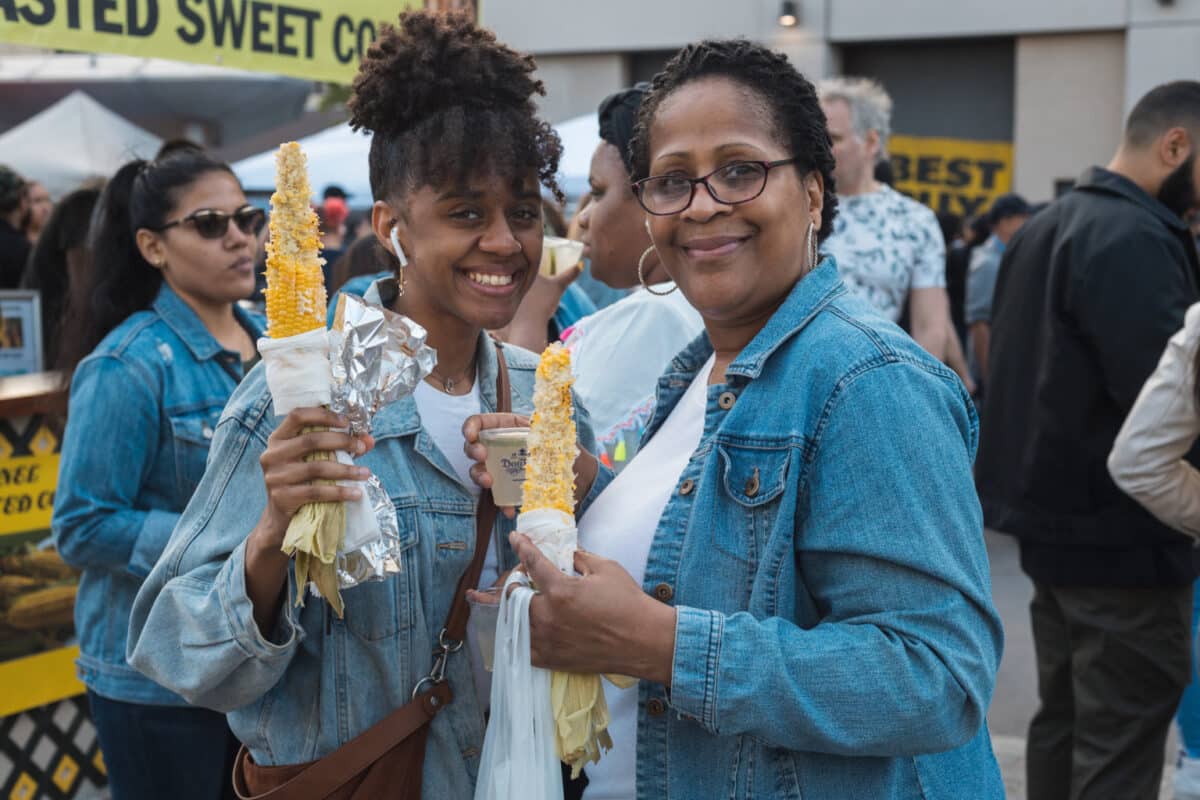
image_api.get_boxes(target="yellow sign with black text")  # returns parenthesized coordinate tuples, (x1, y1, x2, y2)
(889, 135, 1014, 219)
(0, 0, 423, 83)
(0, 453, 58, 536)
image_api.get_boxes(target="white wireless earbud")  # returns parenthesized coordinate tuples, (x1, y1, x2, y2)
(389, 225, 408, 267)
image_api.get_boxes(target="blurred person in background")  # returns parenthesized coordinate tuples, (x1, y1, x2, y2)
(317, 194, 349, 286)
(568, 191, 628, 311)
(52, 149, 264, 800)
(20, 183, 104, 369)
(562, 83, 705, 470)
(21, 180, 52, 245)
(978, 81, 1200, 800)
(819, 78, 953, 365)
(324, 234, 394, 326)
(939, 211, 968, 342)
(1108, 298, 1200, 800)
(965, 193, 1031, 393)
(0, 165, 30, 288)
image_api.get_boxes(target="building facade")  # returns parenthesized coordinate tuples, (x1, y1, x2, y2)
(482, 0, 1200, 205)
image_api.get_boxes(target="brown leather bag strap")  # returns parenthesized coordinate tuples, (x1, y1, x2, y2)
(445, 339, 510, 643)
(231, 341, 514, 800)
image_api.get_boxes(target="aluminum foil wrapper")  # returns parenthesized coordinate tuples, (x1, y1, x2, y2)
(325, 293, 436, 589)
(329, 293, 437, 436)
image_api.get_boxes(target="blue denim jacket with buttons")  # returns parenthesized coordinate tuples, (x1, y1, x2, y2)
(126, 333, 604, 798)
(52, 284, 264, 705)
(634, 258, 1005, 799)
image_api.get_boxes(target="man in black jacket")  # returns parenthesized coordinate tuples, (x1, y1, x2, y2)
(0, 165, 29, 289)
(979, 81, 1200, 799)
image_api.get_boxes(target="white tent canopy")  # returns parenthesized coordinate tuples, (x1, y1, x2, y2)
(233, 113, 601, 204)
(0, 91, 162, 198)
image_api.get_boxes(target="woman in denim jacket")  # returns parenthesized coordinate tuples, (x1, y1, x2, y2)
(470, 40, 1006, 799)
(52, 150, 265, 798)
(126, 13, 601, 798)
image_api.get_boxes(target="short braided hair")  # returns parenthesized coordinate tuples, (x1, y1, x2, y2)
(629, 38, 837, 241)
(348, 11, 563, 203)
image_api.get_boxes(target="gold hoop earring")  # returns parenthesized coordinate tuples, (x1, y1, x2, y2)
(806, 221, 820, 272)
(639, 246, 677, 296)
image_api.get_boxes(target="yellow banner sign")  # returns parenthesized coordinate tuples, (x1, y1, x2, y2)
(889, 134, 1014, 219)
(0, 453, 58, 536)
(0, 0, 424, 83)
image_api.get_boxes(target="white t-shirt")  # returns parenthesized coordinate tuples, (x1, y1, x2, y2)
(822, 184, 946, 322)
(576, 354, 716, 800)
(412, 380, 500, 707)
(565, 283, 705, 471)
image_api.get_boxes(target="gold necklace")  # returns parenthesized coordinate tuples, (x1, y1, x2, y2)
(427, 358, 477, 394)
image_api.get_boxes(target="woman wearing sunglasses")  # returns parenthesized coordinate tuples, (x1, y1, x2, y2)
(469, 39, 1005, 799)
(53, 148, 264, 799)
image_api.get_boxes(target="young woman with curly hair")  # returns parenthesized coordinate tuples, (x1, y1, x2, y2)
(127, 11, 601, 797)
(469, 38, 1006, 798)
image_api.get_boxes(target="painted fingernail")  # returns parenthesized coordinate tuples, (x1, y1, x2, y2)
(348, 488, 363, 500)
(356, 467, 370, 479)
(354, 440, 366, 454)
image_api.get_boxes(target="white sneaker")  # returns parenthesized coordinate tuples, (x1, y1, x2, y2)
(1176, 753, 1200, 800)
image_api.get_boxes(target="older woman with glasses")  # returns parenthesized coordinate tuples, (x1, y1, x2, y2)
(468, 38, 1005, 799)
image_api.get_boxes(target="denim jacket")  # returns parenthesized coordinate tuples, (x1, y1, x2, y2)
(52, 285, 264, 705)
(635, 259, 1005, 799)
(127, 333, 602, 798)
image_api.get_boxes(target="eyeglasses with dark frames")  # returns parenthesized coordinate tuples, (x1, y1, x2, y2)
(632, 158, 800, 216)
(154, 205, 266, 239)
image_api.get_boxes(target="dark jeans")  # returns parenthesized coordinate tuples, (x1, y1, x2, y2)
(88, 690, 238, 800)
(1025, 582, 1191, 800)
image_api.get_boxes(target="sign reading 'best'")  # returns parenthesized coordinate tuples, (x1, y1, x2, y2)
(0, 0, 424, 83)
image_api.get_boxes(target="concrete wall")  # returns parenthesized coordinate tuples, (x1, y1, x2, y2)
(532, 53, 627, 124)
(481, 0, 782, 53)
(828, 0, 1126, 41)
(1125, 0, 1200, 115)
(1012, 32, 1125, 201)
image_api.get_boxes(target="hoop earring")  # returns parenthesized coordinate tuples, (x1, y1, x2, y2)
(639, 246, 677, 296)
(389, 225, 408, 296)
(806, 221, 820, 272)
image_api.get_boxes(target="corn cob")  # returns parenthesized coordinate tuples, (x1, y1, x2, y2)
(6, 584, 76, 631)
(264, 142, 327, 338)
(264, 142, 346, 617)
(520, 343, 577, 516)
(0, 575, 43, 602)
(1, 548, 76, 581)
(519, 344, 611, 777)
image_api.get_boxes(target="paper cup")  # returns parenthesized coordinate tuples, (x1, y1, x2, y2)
(479, 427, 529, 507)
(540, 236, 584, 277)
(468, 587, 502, 672)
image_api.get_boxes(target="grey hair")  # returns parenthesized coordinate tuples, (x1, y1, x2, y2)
(819, 76, 893, 155)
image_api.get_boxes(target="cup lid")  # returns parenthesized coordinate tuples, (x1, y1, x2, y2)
(479, 427, 530, 441)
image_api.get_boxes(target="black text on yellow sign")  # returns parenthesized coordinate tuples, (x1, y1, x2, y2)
(0, 0, 422, 83)
(888, 135, 1015, 218)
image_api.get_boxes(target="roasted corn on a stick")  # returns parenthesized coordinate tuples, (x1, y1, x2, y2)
(265, 142, 346, 617)
(520, 343, 612, 778)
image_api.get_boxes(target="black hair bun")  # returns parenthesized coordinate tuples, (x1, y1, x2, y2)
(349, 11, 544, 138)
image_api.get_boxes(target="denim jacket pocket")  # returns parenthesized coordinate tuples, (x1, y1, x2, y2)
(169, 411, 219, 502)
(340, 500, 420, 641)
(713, 441, 791, 565)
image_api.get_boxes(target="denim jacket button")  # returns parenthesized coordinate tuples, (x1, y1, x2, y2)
(648, 698, 666, 716)
(744, 468, 760, 498)
(654, 583, 674, 603)
(718, 391, 737, 410)
(679, 479, 695, 496)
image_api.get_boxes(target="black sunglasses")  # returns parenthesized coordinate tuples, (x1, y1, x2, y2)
(155, 205, 265, 239)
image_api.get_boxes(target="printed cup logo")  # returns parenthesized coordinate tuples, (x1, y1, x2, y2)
(499, 448, 528, 479)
